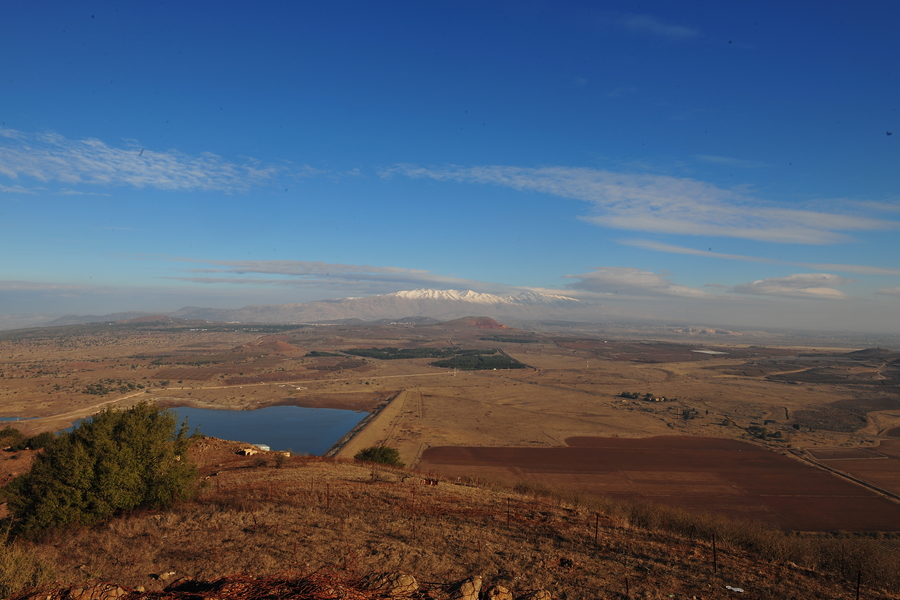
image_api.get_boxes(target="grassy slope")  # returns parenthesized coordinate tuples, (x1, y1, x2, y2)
(5, 438, 900, 600)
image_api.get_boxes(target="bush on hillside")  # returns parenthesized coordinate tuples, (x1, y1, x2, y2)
(354, 446, 405, 467)
(4, 401, 198, 535)
(0, 427, 24, 449)
(10, 430, 57, 452)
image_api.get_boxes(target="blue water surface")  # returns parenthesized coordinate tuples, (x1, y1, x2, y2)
(169, 405, 365, 455)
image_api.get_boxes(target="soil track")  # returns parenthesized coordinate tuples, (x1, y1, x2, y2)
(419, 436, 900, 531)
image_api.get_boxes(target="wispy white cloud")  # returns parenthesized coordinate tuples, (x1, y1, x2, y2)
(621, 239, 900, 276)
(390, 165, 896, 244)
(875, 287, 900, 296)
(732, 273, 854, 299)
(164, 258, 509, 296)
(617, 14, 699, 40)
(58, 189, 112, 196)
(1, 184, 39, 194)
(805, 263, 900, 276)
(0, 128, 281, 192)
(858, 200, 900, 213)
(565, 267, 713, 298)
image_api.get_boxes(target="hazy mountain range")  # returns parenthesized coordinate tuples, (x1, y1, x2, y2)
(44, 289, 591, 327)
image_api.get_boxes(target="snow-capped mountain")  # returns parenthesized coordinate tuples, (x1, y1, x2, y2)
(45, 289, 593, 326)
(170, 288, 587, 323)
(385, 289, 580, 306)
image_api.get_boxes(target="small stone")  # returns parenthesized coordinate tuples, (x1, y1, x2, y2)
(484, 585, 513, 600)
(449, 576, 482, 600)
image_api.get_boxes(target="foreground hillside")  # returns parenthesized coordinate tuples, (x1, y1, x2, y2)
(5, 439, 900, 600)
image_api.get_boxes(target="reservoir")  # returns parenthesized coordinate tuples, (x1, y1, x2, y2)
(166, 405, 366, 455)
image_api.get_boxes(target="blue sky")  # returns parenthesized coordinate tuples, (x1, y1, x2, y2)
(1, 1, 898, 333)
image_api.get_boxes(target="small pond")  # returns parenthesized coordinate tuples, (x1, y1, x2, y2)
(170, 405, 366, 455)
(69, 405, 367, 456)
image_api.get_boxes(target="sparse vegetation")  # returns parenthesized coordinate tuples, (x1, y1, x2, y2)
(0, 535, 55, 599)
(1, 318, 900, 599)
(1, 456, 898, 599)
(82, 378, 140, 396)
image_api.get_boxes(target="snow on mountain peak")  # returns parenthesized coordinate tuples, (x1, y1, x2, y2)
(385, 289, 579, 305)
(387, 289, 504, 304)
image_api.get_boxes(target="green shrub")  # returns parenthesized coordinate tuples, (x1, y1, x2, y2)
(4, 401, 198, 536)
(14, 431, 56, 451)
(0, 427, 23, 449)
(354, 446, 405, 467)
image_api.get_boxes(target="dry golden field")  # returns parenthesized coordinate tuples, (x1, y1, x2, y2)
(2, 316, 900, 531)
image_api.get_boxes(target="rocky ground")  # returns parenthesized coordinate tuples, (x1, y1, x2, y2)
(6, 437, 900, 600)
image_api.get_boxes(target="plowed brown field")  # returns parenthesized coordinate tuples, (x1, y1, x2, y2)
(813, 439, 900, 501)
(419, 436, 900, 531)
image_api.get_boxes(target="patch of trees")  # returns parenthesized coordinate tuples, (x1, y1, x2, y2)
(620, 391, 678, 402)
(747, 424, 783, 439)
(81, 379, 143, 396)
(150, 358, 224, 366)
(0, 426, 25, 449)
(343, 347, 460, 359)
(431, 351, 526, 370)
(3, 401, 198, 535)
(304, 351, 344, 357)
(792, 407, 867, 433)
(354, 446, 404, 467)
(0, 430, 57, 452)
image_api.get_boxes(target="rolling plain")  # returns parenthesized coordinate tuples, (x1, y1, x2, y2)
(2, 316, 900, 532)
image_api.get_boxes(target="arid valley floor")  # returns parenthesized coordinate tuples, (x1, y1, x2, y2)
(3, 316, 900, 533)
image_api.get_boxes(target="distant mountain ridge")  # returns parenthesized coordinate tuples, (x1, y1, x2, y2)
(44, 289, 590, 327)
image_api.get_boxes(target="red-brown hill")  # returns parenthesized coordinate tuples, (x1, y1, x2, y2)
(442, 316, 508, 329)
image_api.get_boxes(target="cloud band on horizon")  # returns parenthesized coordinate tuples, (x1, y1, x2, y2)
(161, 258, 512, 296)
(620, 239, 900, 276)
(388, 164, 897, 244)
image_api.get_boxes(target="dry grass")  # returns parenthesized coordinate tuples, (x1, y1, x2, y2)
(0, 535, 54, 599)
(3, 457, 900, 600)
